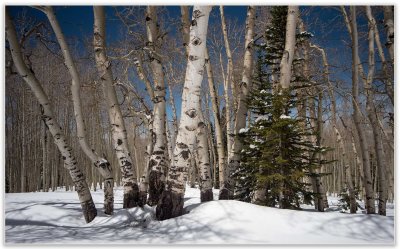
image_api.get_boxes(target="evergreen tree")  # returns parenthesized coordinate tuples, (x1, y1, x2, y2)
(233, 6, 331, 209)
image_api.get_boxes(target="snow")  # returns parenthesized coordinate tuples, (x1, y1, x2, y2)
(280, 114, 291, 119)
(239, 128, 248, 134)
(255, 115, 268, 123)
(5, 186, 394, 245)
(300, 31, 314, 37)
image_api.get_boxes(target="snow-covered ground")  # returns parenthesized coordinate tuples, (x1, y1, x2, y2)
(4, 186, 394, 244)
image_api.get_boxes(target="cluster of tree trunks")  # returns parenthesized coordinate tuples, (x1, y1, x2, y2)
(5, 5, 394, 223)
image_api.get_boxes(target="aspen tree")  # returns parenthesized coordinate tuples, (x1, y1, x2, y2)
(5, 9, 97, 223)
(144, 6, 169, 206)
(224, 6, 256, 200)
(93, 6, 139, 208)
(39, 6, 115, 214)
(342, 6, 375, 214)
(156, 6, 212, 220)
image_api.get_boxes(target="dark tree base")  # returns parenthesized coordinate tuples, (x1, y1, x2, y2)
(139, 191, 147, 207)
(200, 189, 213, 202)
(123, 183, 141, 208)
(218, 188, 230, 200)
(147, 171, 165, 206)
(104, 201, 113, 215)
(81, 199, 97, 223)
(155, 190, 184, 221)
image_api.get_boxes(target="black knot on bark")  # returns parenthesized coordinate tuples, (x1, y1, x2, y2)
(176, 142, 188, 149)
(188, 55, 199, 61)
(185, 108, 197, 118)
(145, 16, 151, 21)
(198, 121, 205, 128)
(191, 19, 197, 26)
(193, 9, 202, 19)
(191, 36, 202, 46)
(117, 139, 123, 145)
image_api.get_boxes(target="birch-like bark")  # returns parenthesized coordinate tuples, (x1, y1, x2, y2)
(366, 6, 387, 215)
(180, 6, 191, 57)
(220, 6, 237, 112)
(219, 12, 234, 167)
(205, 48, 226, 192)
(226, 6, 256, 200)
(195, 122, 213, 201)
(42, 6, 114, 214)
(347, 6, 375, 214)
(145, 6, 169, 206)
(156, 6, 212, 220)
(279, 6, 298, 90)
(93, 6, 139, 208)
(5, 10, 97, 223)
(383, 6, 394, 63)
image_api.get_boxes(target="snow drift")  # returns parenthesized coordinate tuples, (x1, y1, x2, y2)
(5, 186, 394, 244)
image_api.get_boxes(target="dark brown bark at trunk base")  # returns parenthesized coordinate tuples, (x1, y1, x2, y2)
(139, 191, 148, 206)
(81, 199, 97, 223)
(350, 189, 357, 214)
(103, 179, 114, 215)
(147, 170, 165, 206)
(218, 188, 230, 200)
(156, 190, 184, 221)
(200, 189, 213, 202)
(123, 183, 141, 208)
(104, 202, 113, 215)
(378, 199, 386, 216)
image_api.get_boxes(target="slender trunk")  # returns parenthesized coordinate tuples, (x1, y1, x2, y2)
(347, 6, 375, 214)
(93, 6, 139, 208)
(42, 6, 114, 214)
(156, 6, 212, 220)
(383, 6, 394, 63)
(145, 6, 169, 206)
(220, 6, 237, 111)
(365, 6, 387, 215)
(6, 10, 97, 222)
(279, 6, 298, 90)
(180, 6, 191, 57)
(224, 6, 256, 200)
(205, 49, 225, 190)
(195, 122, 213, 201)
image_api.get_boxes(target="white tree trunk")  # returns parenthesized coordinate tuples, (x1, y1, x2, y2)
(5, 10, 97, 223)
(42, 6, 114, 214)
(145, 6, 169, 206)
(279, 6, 298, 90)
(366, 6, 387, 215)
(205, 48, 226, 191)
(156, 6, 212, 220)
(383, 6, 394, 63)
(180, 6, 191, 57)
(225, 6, 256, 200)
(347, 6, 375, 214)
(93, 6, 139, 208)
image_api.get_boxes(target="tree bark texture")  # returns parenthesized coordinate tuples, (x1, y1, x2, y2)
(156, 6, 212, 221)
(43, 6, 114, 214)
(145, 6, 169, 206)
(93, 6, 139, 208)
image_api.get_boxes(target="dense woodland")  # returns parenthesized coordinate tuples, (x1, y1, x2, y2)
(5, 5, 394, 223)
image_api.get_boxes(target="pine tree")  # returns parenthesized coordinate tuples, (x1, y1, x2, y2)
(233, 6, 331, 209)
